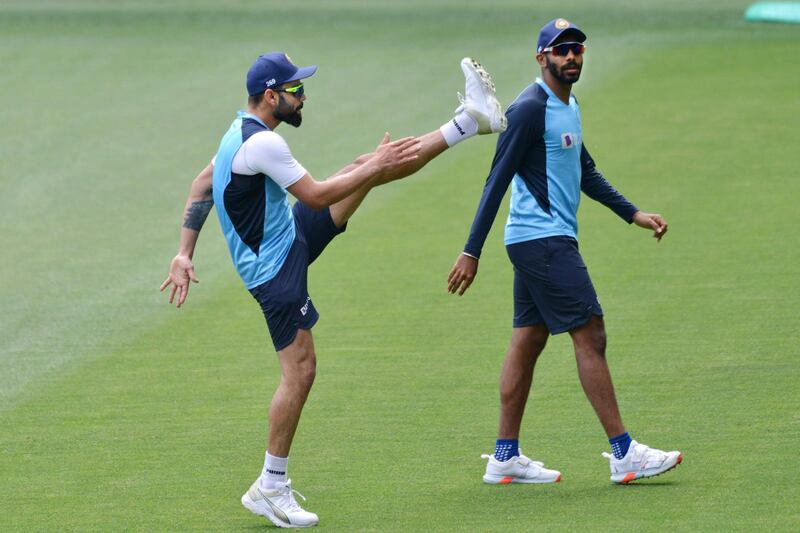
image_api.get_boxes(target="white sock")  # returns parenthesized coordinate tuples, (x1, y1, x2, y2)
(439, 110, 478, 147)
(259, 451, 289, 489)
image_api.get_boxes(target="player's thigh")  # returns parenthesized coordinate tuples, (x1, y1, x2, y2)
(543, 237, 603, 333)
(249, 240, 319, 352)
(510, 324, 550, 355)
(568, 314, 607, 354)
(508, 242, 548, 329)
(278, 329, 317, 379)
(508, 237, 602, 335)
(292, 201, 345, 264)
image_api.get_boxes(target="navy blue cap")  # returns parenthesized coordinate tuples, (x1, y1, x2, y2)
(536, 18, 587, 53)
(246, 52, 317, 96)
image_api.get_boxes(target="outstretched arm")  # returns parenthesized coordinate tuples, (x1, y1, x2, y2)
(159, 163, 214, 308)
(287, 134, 421, 210)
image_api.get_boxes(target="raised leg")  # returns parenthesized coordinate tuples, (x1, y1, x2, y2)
(329, 130, 448, 228)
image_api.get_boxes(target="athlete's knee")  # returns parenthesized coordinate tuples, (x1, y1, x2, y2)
(588, 316, 607, 354)
(299, 354, 316, 388)
(572, 316, 607, 357)
(280, 333, 317, 391)
(511, 326, 549, 359)
(289, 349, 316, 392)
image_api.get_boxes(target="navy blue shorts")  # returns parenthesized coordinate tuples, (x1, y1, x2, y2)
(506, 236, 603, 334)
(249, 202, 346, 351)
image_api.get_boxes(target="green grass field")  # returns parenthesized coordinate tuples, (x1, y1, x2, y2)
(1, 1, 799, 530)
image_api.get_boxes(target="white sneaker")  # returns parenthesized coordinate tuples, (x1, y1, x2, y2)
(241, 478, 319, 528)
(481, 450, 562, 484)
(458, 57, 507, 134)
(602, 440, 683, 484)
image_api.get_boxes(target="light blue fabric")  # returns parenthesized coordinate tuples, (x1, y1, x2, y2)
(212, 111, 296, 289)
(504, 78, 583, 245)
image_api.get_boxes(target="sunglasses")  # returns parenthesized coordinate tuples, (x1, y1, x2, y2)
(542, 42, 586, 57)
(275, 83, 305, 97)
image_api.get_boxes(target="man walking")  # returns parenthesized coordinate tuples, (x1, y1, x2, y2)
(160, 52, 506, 527)
(447, 20, 682, 485)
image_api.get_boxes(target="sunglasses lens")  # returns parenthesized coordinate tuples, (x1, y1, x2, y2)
(553, 43, 584, 56)
(282, 84, 304, 97)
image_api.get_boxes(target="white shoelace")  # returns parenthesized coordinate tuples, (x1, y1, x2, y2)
(602, 442, 667, 466)
(274, 481, 308, 513)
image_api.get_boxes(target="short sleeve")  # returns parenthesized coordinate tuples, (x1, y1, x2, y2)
(241, 131, 307, 188)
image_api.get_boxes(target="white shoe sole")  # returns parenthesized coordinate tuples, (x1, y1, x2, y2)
(611, 453, 683, 484)
(483, 473, 562, 485)
(461, 57, 507, 134)
(241, 492, 317, 529)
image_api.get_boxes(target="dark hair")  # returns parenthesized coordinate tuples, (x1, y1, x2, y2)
(248, 92, 265, 107)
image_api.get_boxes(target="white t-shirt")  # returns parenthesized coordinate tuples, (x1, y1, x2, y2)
(213, 131, 307, 189)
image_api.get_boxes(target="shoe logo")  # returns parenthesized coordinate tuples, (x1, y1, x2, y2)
(300, 296, 311, 316)
(453, 118, 465, 136)
(257, 487, 290, 524)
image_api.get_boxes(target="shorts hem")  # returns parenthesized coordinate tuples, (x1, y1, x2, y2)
(548, 307, 603, 335)
(272, 314, 320, 352)
(512, 320, 547, 329)
(319, 205, 347, 235)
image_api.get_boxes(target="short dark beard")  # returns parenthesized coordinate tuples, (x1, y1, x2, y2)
(546, 56, 582, 84)
(274, 93, 303, 128)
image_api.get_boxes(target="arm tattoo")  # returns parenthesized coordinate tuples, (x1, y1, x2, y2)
(183, 200, 214, 231)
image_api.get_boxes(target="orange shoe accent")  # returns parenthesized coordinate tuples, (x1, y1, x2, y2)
(622, 472, 636, 484)
(676, 454, 683, 464)
(499, 476, 514, 484)
(555, 474, 562, 483)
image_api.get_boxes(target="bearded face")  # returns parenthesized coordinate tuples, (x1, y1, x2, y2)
(274, 93, 303, 128)
(545, 52, 582, 84)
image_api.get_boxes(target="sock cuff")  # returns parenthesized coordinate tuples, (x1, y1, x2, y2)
(494, 438, 520, 462)
(608, 432, 632, 460)
(265, 451, 289, 471)
(608, 432, 630, 444)
(440, 111, 478, 147)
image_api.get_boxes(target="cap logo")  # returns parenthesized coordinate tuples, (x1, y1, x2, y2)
(284, 53, 294, 65)
(265, 78, 276, 87)
(555, 18, 570, 29)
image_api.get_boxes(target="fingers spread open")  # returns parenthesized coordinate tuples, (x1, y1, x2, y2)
(178, 284, 188, 308)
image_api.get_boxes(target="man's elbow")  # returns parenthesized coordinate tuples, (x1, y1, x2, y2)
(298, 195, 327, 211)
(290, 178, 332, 211)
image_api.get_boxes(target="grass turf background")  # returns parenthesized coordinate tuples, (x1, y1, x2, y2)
(1, 1, 798, 530)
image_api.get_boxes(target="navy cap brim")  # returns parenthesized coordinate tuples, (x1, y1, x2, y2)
(286, 65, 317, 83)
(544, 27, 587, 49)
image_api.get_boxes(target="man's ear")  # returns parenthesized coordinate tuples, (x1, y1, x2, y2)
(535, 52, 547, 68)
(263, 88, 279, 107)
